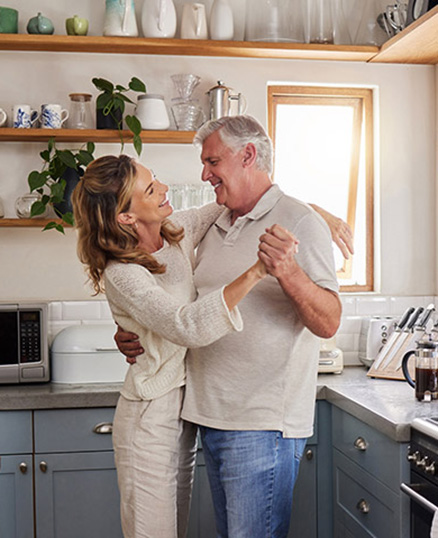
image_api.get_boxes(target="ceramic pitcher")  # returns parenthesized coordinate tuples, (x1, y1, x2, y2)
(141, 0, 176, 38)
(180, 3, 208, 40)
(104, 0, 138, 37)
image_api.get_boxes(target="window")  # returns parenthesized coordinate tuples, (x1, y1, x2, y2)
(268, 85, 374, 292)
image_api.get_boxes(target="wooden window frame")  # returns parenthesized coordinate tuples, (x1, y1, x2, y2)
(267, 85, 374, 293)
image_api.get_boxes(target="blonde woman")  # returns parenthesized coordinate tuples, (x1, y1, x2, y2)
(71, 154, 268, 538)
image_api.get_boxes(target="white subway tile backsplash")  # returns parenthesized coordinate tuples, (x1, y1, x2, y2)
(46, 296, 438, 367)
(356, 297, 390, 316)
(340, 296, 357, 316)
(61, 301, 101, 320)
(389, 296, 435, 316)
(48, 301, 62, 321)
(100, 301, 113, 320)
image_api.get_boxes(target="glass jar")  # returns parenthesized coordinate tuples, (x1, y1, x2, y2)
(15, 193, 48, 219)
(68, 93, 93, 129)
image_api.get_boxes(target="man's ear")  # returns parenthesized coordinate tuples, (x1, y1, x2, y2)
(242, 143, 257, 168)
(117, 212, 135, 225)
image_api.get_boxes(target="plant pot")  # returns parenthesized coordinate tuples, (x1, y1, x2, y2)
(96, 107, 123, 130)
(53, 167, 81, 217)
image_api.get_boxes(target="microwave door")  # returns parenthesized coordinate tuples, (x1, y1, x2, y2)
(0, 310, 20, 383)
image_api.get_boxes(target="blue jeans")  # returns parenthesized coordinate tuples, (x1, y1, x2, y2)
(199, 427, 307, 538)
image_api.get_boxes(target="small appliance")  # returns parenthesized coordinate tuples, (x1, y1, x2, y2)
(359, 316, 396, 367)
(0, 302, 49, 383)
(318, 337, 343, 374)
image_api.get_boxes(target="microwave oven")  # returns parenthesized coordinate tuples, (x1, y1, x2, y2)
(0, 303, 49, 383)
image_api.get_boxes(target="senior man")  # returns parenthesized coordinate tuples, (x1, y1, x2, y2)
(116, 115, 342, 537)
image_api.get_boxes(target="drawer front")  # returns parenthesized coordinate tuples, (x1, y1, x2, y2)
(34, 408, 116, 453)
(332, 406, 407, 491)
(333, 449, 400, 538)
(0, 410, 32, 454)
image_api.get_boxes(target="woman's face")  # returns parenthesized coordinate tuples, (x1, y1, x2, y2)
(126, 164, 172, 228)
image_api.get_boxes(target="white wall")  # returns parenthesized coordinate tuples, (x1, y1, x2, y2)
(0, 0, 436, 301)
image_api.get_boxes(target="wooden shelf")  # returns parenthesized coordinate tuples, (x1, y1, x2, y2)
(0, 34, 378, 62)
(0, 128, 195, 144)
(0, 218, 69, 228)
(371, 5, 438, 64)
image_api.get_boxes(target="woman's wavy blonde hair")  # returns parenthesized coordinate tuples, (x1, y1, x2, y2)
(71, 154, 184, 294)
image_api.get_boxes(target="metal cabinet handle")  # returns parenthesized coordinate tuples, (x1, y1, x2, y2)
(93, 422, 113, 434)
(19, 462, 28, 474)
(357, 498, 370, 514)
(353, 437, 368, 451)
(39, 461, 48, 473)
(305, 449, 314, 461)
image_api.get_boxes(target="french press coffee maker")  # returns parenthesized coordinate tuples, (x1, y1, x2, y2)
(402, 339, 438, 402)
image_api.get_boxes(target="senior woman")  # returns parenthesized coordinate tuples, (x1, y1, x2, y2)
(71, 154, 270, 538)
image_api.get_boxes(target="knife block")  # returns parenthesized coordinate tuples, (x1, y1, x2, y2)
(367, 346, 415, 380)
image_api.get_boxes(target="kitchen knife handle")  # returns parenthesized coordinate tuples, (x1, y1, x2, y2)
(406, 307, 424, 330)
(396, 307, 415, 330)
(416, 304, 435, 329)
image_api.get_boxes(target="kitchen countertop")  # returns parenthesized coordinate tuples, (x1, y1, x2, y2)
(2, 366, 438, 442)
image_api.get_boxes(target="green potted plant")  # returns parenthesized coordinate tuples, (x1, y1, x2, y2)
(92, 76, 146, 156)
(27, 138, 95, 233)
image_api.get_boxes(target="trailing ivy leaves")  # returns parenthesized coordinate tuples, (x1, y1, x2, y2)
(27, 139, 95, 233)
(92, 76, 146, 156)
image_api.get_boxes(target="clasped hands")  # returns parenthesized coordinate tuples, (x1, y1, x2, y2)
(257, 224, 300, 279)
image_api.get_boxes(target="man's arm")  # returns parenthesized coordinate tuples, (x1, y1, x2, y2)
(114, 326, 143, 363)
(258, 224, 341, 338)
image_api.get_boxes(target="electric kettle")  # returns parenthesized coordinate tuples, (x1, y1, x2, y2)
(206, 81, 247, 120)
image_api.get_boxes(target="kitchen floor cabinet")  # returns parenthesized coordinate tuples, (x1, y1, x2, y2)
(331, 406, 410, 538)
(0, 411, 33, 538)
(34, 407, 122, 538)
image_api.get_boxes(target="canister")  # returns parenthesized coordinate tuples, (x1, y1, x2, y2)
(135, 94, 170, 130)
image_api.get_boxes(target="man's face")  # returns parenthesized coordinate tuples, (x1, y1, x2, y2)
(200, 131, 248, 211)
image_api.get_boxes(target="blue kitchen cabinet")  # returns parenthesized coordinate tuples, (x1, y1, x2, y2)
(34, 408, 122, 538)
(0, 411, 33, 538)
(331, 405, 410, 538)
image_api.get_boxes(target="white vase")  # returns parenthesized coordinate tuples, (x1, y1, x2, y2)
(141, 0, 176, 38)
(210, 0, 234, 41)
(104, 0, 138, 37)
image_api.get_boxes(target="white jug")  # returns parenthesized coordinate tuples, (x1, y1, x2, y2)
(210, 0, 234, 40)
(104, 0, 138, 37)
(180, 3, 208, 40)
(141, 0, 177, 38)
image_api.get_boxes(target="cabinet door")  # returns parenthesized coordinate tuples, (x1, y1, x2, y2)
(187, 452, 217, 538)
(35, 451, 122, 538)
(0, 454, 33, 538)
(288, 446, 317, 538)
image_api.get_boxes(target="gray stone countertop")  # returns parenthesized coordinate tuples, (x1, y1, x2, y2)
(1, 366, 438, 442)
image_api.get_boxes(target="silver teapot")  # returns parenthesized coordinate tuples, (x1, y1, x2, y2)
(206, 81, 247, 121)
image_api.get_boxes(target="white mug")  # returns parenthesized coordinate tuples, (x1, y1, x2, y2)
(180, 3, 208, 39)
(40, 104, 69, 129)
(12, 105, 39, 129)
(0, 107, 7, 127)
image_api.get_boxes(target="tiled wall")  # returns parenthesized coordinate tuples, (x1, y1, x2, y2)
(48, 296, 437, 366)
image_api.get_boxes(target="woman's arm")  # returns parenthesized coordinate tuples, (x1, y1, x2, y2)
(107, 259, 267, 351)
(309, 204, 354, 260)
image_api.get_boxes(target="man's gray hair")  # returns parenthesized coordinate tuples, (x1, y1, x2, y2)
(194, 115, 273, 175)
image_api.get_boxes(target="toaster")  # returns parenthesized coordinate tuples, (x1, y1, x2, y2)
(359, 316, 396, 368)
(318, 337, 343, 374)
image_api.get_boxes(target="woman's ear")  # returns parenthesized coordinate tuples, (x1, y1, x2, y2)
(242, 143, 257, 168)
(117, 212, 135, 226)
